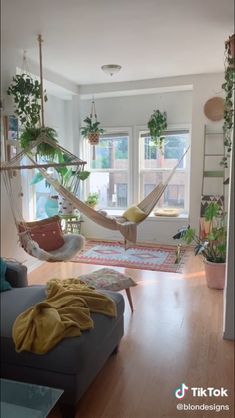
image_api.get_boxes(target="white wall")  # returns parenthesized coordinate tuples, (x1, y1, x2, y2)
(80, 90, 192, 127)
(79, 73, 224, 244)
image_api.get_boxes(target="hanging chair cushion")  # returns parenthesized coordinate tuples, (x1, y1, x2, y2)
(122, 205, 146, 223)
(18, 216, 65, 252)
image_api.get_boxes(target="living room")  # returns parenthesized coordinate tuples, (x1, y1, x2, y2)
(1, 1, 234, 417)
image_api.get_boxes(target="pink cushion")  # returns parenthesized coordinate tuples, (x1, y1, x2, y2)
(18, 216, 64, 252)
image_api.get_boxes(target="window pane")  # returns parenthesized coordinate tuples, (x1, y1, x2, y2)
(89, 171, 128, 209)
(140, 171, 187, 209)
(141, 134, 188, 169)
(91, 136, 128, 169)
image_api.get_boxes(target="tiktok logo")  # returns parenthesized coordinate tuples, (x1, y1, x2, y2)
(175, 383, 189, 399)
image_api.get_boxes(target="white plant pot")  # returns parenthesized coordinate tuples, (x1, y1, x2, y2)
(204, 259, 226, 290)
(58, 195, 78, 216)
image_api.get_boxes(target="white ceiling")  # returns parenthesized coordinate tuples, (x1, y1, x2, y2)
(2, 0, 234, 86)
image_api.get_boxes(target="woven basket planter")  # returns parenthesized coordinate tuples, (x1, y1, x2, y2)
(88, 132, 100, 145)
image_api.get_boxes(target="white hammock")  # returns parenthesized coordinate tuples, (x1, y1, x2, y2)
(36, 147, 190, 245)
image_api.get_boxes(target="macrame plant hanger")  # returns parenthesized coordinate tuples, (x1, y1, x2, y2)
(88, 96, 100, 145)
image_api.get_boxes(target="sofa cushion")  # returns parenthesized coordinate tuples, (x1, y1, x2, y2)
(0, 258, 12, 292)
(0, 285, 124, 375)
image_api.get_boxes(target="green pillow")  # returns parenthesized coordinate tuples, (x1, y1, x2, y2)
(0, 258, 12, 292)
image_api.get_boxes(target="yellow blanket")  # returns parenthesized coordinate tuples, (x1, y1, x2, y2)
(13, 278, 116, 354)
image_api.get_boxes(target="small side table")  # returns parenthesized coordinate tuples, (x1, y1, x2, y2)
(59, 215, 83, 234)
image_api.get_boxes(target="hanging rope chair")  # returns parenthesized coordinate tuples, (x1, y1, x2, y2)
(0, 35, 86, 262)
(1, 138, 86, 261)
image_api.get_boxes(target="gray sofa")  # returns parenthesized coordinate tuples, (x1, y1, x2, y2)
(0, 261, 125, 417)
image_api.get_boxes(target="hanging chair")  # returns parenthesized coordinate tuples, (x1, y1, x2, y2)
(0, 35, 86, 262)
(1, 140, 86, 262)
(17, 216, 85, 262)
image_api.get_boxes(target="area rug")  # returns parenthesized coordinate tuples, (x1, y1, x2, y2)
(71, 241, 189, 273)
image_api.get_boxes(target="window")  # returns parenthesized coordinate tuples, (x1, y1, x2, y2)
(86, 133, 129, 209)
(85, 128, 190, 213)
(139, 130, 189, 211)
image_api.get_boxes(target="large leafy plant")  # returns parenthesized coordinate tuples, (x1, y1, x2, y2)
(147, 109, 167, 151)
(31, 152, 90, 191)
(173, 202, 227, 263)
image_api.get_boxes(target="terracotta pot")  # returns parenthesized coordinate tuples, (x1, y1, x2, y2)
(88, 132, 100, 145)
(204, 259, 226, 290)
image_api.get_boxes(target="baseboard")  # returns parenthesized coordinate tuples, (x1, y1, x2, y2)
(25, 258, 43, 273)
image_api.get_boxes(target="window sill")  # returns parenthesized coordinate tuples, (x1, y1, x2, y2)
(104, 209, 189, 222)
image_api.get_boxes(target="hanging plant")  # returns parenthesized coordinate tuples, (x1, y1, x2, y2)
(7, 72, 58, 159)
(81, 99, 105, 145)
(7, 73, 47, 129)
(147, 109, 167, 151)
(221, 34, 235, 168)
(20, 127, 58, 160)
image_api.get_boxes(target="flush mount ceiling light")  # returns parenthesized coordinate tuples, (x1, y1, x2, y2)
(101, 64, 122, 76)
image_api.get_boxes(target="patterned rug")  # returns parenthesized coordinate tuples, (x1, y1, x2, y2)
(71, 241, 189, 273)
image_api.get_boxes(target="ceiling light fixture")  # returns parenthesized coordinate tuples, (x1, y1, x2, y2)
(101, 64, 122, 76)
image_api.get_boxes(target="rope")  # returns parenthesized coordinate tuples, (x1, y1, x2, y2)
(38, 34, 45, 128)
(90, 97, 97, 120)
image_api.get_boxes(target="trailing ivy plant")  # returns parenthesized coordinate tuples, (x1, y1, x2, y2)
(7, 73, 47, 128)
(147, 109, 167, 151)
(7, 73, 57, 159)
(221, 35, 235, 168)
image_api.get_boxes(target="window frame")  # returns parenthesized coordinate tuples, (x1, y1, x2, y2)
(84, 124, 191, 215)
(83, 127, 133, 209)
(136, 124, 191, 214)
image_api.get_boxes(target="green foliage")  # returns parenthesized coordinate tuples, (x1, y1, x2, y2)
(20, 126, 58, 160)
(221, 35, 235, 168)
(147, 109, 167, 151)
(81, 117, 105, 138)
(173, 202, 227, 263)
(7, 73, 47, 129)
(85, 192, 99, 206)
(31, 152, 90, 190)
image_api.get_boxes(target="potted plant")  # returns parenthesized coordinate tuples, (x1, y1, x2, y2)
(221, 33, 235, 169)
(7, 73, 57, 159)
(31, 154, 90, 216)
(85, 192, 99, 208)
(147, 109, 167, 151)
(81, 116, 105, 145)
(173, 202, 227, 289)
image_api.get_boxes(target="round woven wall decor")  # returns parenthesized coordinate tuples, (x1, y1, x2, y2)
(204, 97, 224, 121)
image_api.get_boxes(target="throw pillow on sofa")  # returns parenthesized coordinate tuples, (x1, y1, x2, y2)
(0, 258, 12, 292)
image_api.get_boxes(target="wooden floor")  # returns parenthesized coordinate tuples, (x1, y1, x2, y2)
(29, 253, 234, 418)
